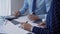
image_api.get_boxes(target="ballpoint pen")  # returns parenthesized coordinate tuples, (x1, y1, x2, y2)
(18, 21, 28, 28)
(26, 21, 28, 23)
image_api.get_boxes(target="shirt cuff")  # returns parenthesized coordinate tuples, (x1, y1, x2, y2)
(30, 26, 39, 32)
(38, 14, 47, 22)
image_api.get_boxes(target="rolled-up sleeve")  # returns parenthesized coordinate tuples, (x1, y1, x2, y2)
(32, 26, 49, 34)
(19, 0, 28, 15)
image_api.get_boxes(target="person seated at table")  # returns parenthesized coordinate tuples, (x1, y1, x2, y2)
(20, 0, 60, 34)
(13, 0, 51, 22)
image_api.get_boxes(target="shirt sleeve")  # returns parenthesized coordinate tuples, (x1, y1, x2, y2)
(19, 0, 28, 15)
(38, 14, 47, 21)
(32, 26, 49, 34)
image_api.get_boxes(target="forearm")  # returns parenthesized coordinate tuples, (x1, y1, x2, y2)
(19, 0, 28, 15)
(32, 26, 41, 34)
(32, 26, 49, 34)
(19, 7, 28, 15)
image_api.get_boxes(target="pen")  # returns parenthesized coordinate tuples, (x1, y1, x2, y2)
(26, 21, 28, 23)
(19, 21, 28, 28)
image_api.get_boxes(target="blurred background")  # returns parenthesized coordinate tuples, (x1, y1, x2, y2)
(0, 0, 29, 34)
(0, 0, 24, 16)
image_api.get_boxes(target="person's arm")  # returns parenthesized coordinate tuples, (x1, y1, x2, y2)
(19, 0, 28, 15)
(21, 22, 49, 34)
(32, 26, 49, 34)
(28, 14, 47, 21)
(38, 14, 47, 19)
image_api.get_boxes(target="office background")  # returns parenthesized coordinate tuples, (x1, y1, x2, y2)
(11, 0, 24, 14)
(0, 0, 28, 16)
(0, 0, 30, 34)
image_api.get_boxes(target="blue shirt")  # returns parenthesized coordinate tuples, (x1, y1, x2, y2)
(19, 0, 52, 20)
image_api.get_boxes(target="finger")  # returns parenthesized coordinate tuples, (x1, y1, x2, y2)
(20, 23, 25, 28)
(28, 15, 32, 18)
(20, 22, 26, 25)
(19, 24, 24, 28)
(20, 23, 24, 25)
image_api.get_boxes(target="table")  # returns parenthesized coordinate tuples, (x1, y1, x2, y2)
(2, 16, 38, 34)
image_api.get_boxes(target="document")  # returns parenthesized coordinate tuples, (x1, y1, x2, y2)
(0, 16, 6, 33)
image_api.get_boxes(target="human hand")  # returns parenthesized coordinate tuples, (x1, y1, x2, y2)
(28, 14, 39, 21)
(21, 22, 32, 31)
(13, 10, 20, 17)
(38, 22, 46, 28)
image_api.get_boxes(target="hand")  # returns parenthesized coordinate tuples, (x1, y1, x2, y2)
(13, 10, 20, 17)
(38, 22, 46, 26)
(28, 14, 39, 21)
(38, 22, 46, 28)
(21, 23, 32, 31)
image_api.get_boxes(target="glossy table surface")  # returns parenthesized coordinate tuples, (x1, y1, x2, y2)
(0, 16, 37, 34)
